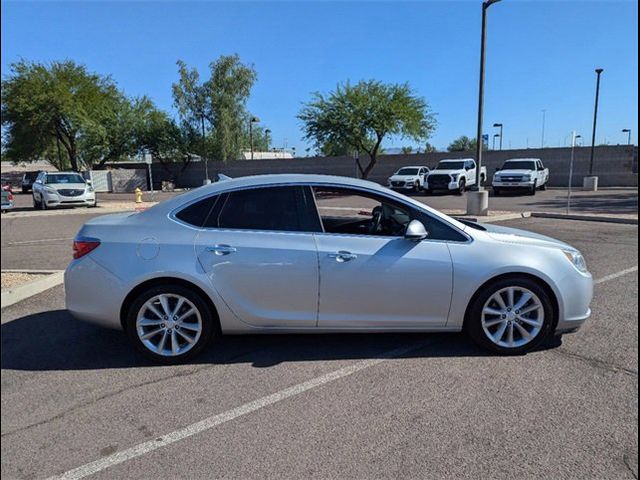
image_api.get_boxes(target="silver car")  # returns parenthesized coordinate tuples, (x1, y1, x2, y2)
(65, 174, 593, 363)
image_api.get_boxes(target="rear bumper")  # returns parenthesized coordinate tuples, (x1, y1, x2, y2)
(65, 256, 126, 330)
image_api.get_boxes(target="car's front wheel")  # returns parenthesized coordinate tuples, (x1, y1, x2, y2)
(126, 284, 217, 363)
(465, 277, 554, 355)
(456, 179, 466, 195)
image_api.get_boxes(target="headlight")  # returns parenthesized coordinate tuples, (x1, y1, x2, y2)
(563, 249, 588, 273)
(451, 174, 459, 181)
(522, 175, 531, 182)
(44, 186, 57, 194)
(494, 175, 501, 181)
(86, 185, 94, 192)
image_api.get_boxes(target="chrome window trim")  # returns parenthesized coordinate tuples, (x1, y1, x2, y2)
(168, 181, 472, 244)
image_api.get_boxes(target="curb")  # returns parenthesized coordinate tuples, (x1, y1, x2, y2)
(1, 271, 64, 309)
(531, 212, 638, 225)
(453, 212, 532, 223)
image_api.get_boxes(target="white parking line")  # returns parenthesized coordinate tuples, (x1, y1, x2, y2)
(47, 342, 429, 480)
(595, 266, 638, 284)
(4, 237, 72, 246)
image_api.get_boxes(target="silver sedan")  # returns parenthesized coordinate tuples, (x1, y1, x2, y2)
(65, 174, 593, 363)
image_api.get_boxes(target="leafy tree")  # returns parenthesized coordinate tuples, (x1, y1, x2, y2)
(172, 54, 257, 163)
(1, 60, 125, 171)
(298, 80, 436, 179)
(424, 142, 438, 153)
(401, 146, 413, 154)
(447, 135, 483, 152)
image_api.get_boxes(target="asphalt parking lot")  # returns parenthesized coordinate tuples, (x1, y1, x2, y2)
(1, 212, 638, 479)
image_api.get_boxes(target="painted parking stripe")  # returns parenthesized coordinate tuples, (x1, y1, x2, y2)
(4, 237, 72, 246)
(594, 266, 638, 285)
(47, 341, 431, 480)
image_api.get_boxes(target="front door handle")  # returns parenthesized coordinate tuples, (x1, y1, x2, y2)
(207, 244, 237, 256)
(328, 251, 357, 263)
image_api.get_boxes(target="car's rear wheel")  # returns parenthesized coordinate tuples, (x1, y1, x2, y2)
(540, 182, 547, 191)
(126, 284, 216, 363)
(465, 277, 554, 355)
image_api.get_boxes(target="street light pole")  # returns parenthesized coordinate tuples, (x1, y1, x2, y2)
(589, 68, 604, 175)
(249, 116, 260, 160)
(492, 134, 499, 150)
(201, 114, 209, 184)
(622, 128, 631, 145)
(493, 123, 503, 150)
(566, 132, 581, 214)
(468, 0, 501, 216)
(540, 109, 546, 148)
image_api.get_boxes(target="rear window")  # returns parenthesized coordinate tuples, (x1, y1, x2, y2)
(175, 195, 219, 227)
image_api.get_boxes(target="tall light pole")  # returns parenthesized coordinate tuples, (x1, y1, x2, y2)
(249, 116, 260, 160)
(540, 109, 547, 148)
(622, 128, 631, 145)
(566, 132, 582, 214)
(492, 133, 500, 150)
(473, 0, 502, 191)
(588, 68, 604, 176)
(264, 128, 271, 151)
(493, 123, 503, 150)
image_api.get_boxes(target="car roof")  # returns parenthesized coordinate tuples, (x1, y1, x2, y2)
(503, 158, 540, 162)
(146, 173, 469, 232)
(397, 166, 427, 169)
(439, 158, 474, 162)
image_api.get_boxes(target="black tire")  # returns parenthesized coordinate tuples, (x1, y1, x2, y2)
(540, 182, 547, 191)
(456, 179, 466, 195)
(493, 187, 501, 196)
(465, 276, 555, 355)
(125, 284, 217, 364)
(413, 180, 421, 192)
(22, 187, 28, 194)
(88, 199, 98, 208)
(32, 196, 39, 209)
(529, 180, 537, 196)
(40, 197, 47, 210)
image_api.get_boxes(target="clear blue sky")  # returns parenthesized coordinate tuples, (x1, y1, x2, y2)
(2, 0, 638, 152)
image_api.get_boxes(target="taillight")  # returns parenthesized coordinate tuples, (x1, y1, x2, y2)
(7, 192, 13, 201)
(73, 237, 101, 259)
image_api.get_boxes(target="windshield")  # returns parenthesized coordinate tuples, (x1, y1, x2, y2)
(45, 174, 85, 184)
(501, 161, 536, 170)
(436, 161, 465, 170)
(396, 168, 420, 175)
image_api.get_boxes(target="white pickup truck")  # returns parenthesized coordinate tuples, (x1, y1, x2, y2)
(387, 166, 430, 192)
(424, 158, 487, 195)
(492, 158, 549, 196)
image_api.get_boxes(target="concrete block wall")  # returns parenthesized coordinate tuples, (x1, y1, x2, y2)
(115, 145, 638, 190)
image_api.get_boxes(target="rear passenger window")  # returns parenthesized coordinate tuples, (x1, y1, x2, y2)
(211, 186, 314, 232)
(175, 195, 219, 228)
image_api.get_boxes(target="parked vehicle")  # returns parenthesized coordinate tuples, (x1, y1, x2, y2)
(424, 159, 487, 195)
(492, 158, 549, 196)
(1, 184, 14, 213)
(21, 171, 42, 193)
(66, 174, 592, 363)
(32, 171, 97, 210)
(387, 166, 430, 192)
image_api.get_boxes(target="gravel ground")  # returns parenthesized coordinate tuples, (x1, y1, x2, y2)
(0, 272, 47, 290)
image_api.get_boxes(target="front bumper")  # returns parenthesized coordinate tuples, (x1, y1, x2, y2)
(492, 180, 535, 188)
(65, 255, 126, 330)
(388, 181, 419, 190)
(426, 180, 459, 190)
(43, 190, 95, 207)
(554, 269, 593, 334)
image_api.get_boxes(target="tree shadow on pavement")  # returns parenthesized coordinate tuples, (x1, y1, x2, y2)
(1, 309, 562, 371)
(524, 192, 639, 215)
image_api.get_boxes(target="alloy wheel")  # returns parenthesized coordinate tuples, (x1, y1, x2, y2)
(136, 293, 203, 357)
(481, 286, 544, 349)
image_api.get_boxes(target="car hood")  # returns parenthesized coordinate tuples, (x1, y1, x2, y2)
(429, 169, 462, 175)
(390, 175, 419, 180)
(47, 183, 87, 190)
(480, 222, 574, 251)
(495, 169, 533, 175)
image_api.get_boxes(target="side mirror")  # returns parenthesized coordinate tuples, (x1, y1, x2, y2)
(405, 219, 428, 241)
(495, 167, 501, 171)
(86, 179, 93, 186)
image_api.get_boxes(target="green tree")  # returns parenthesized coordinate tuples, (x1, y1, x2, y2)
(447, 135, 481, 152)
(1, 60, 125, 171)
(172, 54, 257, 163)
(298, 80, 436, 179)
(401, 146, 413, 154)
(424, 142, 438, 153)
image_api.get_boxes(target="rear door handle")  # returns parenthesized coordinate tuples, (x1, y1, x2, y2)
(207, 244, 237, 256)
(328, 251, 357, 263)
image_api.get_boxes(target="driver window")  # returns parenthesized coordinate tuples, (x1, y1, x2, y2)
(312, 187, 411, 237)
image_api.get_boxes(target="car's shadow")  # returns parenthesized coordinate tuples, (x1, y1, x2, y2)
(1, 309, 562, 371)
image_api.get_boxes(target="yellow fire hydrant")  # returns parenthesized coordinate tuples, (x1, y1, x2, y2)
(134, 187, 143, 204)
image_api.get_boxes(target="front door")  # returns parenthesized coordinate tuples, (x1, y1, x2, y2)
(311, 186, 455, 328)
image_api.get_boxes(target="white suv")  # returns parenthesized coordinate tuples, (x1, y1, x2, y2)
(32, 172, 97, 210)
(492, 158, 549, 196)
(387, 166, 430, 192)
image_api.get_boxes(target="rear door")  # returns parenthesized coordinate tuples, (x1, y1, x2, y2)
(194, 185, 321, 328)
